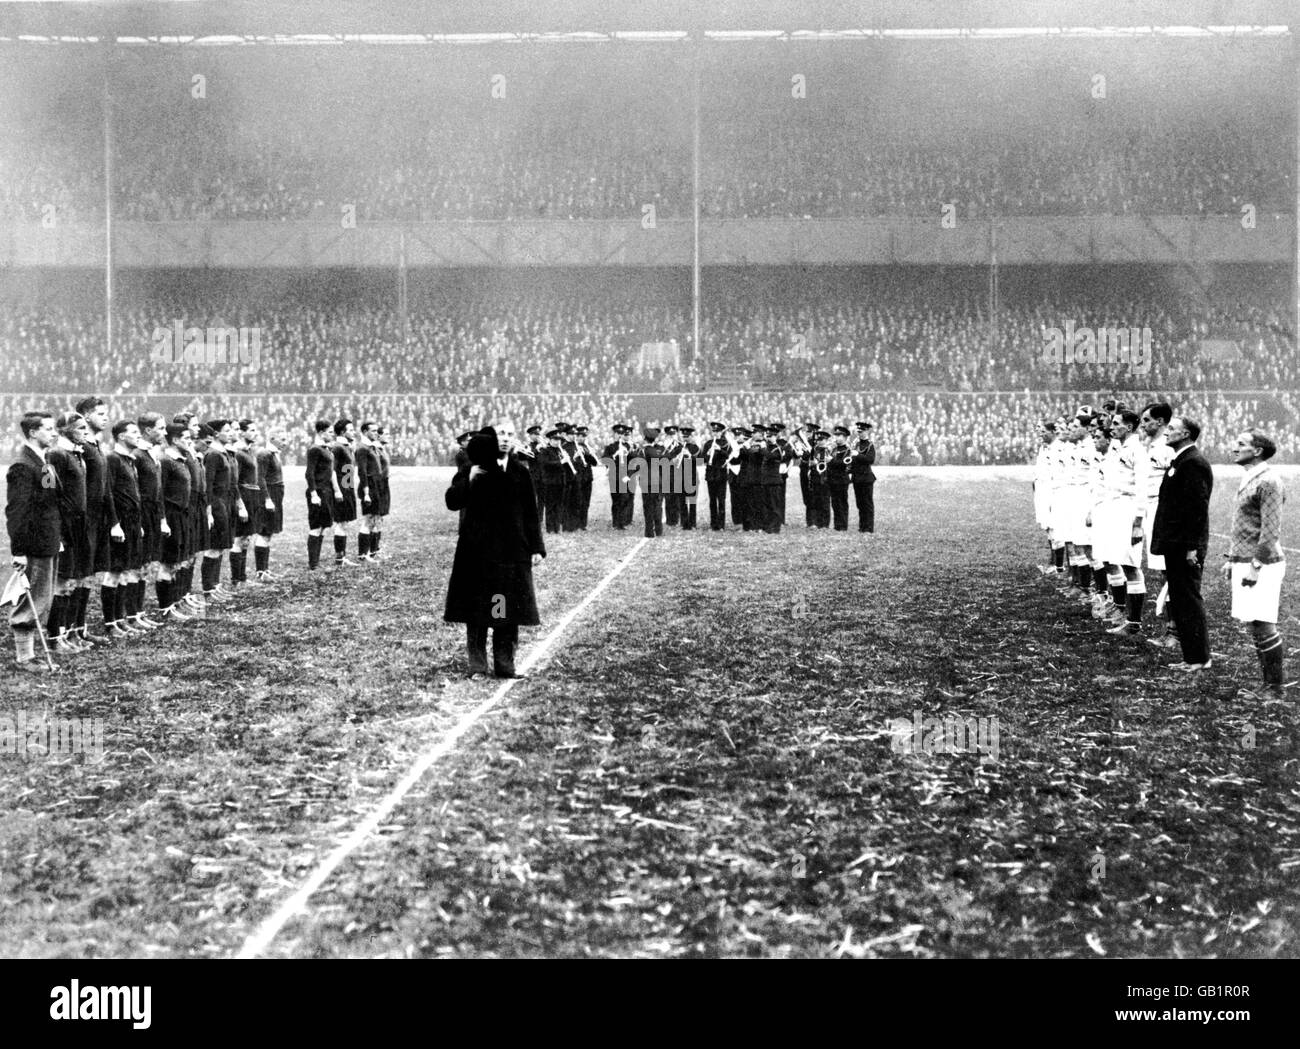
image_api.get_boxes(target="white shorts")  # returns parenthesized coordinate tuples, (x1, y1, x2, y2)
(1230, 561, 1286, 623)
(1093, 498, 1141, 566)
(1033, 486, 1053, 531)
(1142, 500, 1164, 571)
(1052, 486, 1090, 545)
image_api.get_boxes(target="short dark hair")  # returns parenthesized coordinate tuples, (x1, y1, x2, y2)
(137, 411, 164, 433)
(1181, 418, 1202, 442)
(1141, 401, 1173, 425)
(205, 418, 230, 433)
(239, 418, 255, 432)
(1247, 430, 1277, 461)
(55, 411, 84, 434)
(74, 396, 103, 416)
(172, 412, 193, 426)
(361, 420, 377, 434)
(333, 418, 353, 436)
(165, 423, 188, 443)
(1118, 410, 1141, 430)
(313, 419, 332, 435)
(20, 411, 52, 438)
(111, 419, 137, 439)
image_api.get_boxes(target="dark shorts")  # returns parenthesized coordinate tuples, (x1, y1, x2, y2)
(236, 488, 260, 538)
(163, 504, 190, 564)
(91, 514, 114, 574)
(259, 484, 284, 536)
(332, 489, 357, 524)
(140, 507, 164, 564)
(208, 498, 233, 550)
(191, 500, 210, 553)
(307, 491, 335, 531)
(58, 513, 90, 582)
(109, 515, 144, 574)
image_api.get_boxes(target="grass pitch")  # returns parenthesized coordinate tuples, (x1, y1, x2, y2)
(2, 467, 1299, 957)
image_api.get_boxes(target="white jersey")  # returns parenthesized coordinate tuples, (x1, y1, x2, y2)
(1102, 434, 1140, 501)
(1136, 431, 1172, 510)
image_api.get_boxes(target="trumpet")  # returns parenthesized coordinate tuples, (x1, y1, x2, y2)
(813, 447, 830, 475)
(840, 446, 854, 467)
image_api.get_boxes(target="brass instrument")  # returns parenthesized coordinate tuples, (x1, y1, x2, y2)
(813, 447, 830, 475)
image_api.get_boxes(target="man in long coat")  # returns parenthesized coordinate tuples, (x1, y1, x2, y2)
(444, 424, 546, 679)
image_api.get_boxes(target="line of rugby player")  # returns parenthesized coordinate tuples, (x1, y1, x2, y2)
(1034, 399, 1290, 697)
(6, 401, 391, 674)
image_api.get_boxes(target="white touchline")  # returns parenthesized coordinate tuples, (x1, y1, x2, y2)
(1210, 531, 1300, 556)
(236, 537, 652, 959)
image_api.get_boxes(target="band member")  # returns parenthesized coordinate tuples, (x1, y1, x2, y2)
(661, 425, 682, 528)
(557, 423, 581, 532)
(1221, 430, 1288, 697)
(537, 429, 571, 534)
(571, 425, 600, 530)
(74, 396, 121, 642)
(769, 423, 794, 526)
(255, 428, 284, 579)
(825, 426, 853, 531)
(850, 421, 877, 533)
(735, 425, 765, 531)
(1150, 417, 1214, 672)
(793, 422, 817, 527)
(808, 430, 832, 528)
(701, 421, 732, 531)
(305, 420, 341, 571)
(133, 412, 169, 626)
(159, 423, 195, 620)
(635, 427, 667, 539)
(331, 418, 360, 566)
(758, 426, 786, 534)
(355, 421, 382, 561)
(603, 423, 636, 530)
(107, 420, 148, 636)
(6, 411, 61, 672)
(46, 413, 90, 652)
(444, 424, 545, 679)
(675, 425, 701, 530)
(202, 419, 237, 602)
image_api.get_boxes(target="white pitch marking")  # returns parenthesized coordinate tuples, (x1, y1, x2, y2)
(237, 537, 651, 959)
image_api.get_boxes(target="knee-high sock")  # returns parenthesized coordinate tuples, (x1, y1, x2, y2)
(156, 579, 171, 611)
(371, 531, 381, 555)
(334, 535, 347, 561)
(1256, 630, 1285, 688)
(202, 556, 219, 593)
(254, 545, 269, 572)
(75, 587, 90, 631)
(47, 593, 65, 639)
(101, 584, 117, 626)
(307, 534, 323, 569)
(357, 533, 371, 557)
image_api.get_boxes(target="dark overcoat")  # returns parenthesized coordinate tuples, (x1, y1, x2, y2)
(444, 454, 546, 626)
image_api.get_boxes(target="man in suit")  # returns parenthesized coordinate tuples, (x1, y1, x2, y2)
(445, 422, 545, 679)
(850, 421, 877, 533)
(6, 411, 61, 673)
(1150, 416, 1214, 672)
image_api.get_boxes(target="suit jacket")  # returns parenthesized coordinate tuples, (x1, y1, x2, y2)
(6, 445, 61, 558)
(850, 439, 877, 483)
(1150, 445, 1213, 557)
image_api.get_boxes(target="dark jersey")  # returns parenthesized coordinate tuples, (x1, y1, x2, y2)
(257, 449, 283, 490)
(48, 445, 87, 517)
(161, 452, 192, 508)
(355, 444, 380, 499)
(134, 448, 164, 518)
(234, 447, 260, 491)
(107, 450, 142, 519)
(333, 443, 357, 497)
(82, 439, 118, 527)
(306, 445, 334, 498)
(205, 447, 235, 499)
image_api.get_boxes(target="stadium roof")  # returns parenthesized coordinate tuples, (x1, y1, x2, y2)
(0, 1, 1294, 42)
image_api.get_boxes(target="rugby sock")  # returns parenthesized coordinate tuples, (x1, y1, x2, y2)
(122, 583, 137, 620)
(358, 533, 371, 557)
(1256, 632, 1284, 689)
(1093, 565, 1108, 597)
(135, 580, 147, 615)
(307, 534, 323, 569)
(1108, 567, 1126, 608)
(201, 556, 219, 594)
(156, 580, 171, 611)
(254, 546, 269, 573)
(75, 587, 90, 633)
(101, 584, 117, 626)
(1052, 546, 1065, 570)
(1125, 573, 1146, 624)
(1078, 564, 1092, 591)
(372, 531, 381, 555)
(334, 535, 347, 563)
(47, 595, 64, 640)
(229, 551, 241, 585)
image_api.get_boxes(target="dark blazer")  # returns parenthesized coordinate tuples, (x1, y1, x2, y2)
(6, 445, 61, 558)
(850, 439, 877, 483)
(444, 455, 546, 626)
(1150, 445, 1213, 557)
